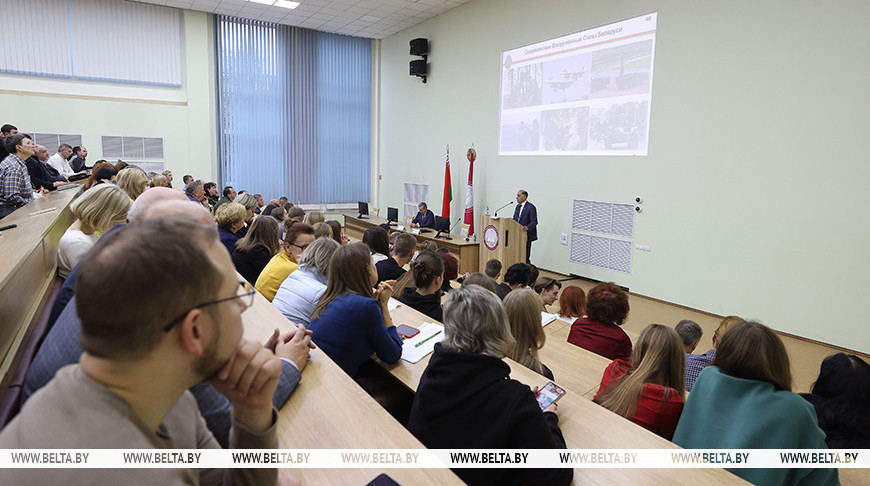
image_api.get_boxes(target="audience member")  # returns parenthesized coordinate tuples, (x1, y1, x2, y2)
(214, 185, 236, 212)
(233, 193, 258, 238)
(181, 174, 193, 192)
(439, 251, 458, 293)
(1, 134, 46, 218)
(460, 272, 497, 293)
(484, 258, 502, 287)
(57, 184, 131, 278)
(504, 288, 554, 380)
(2, 218, 292, 485)
(593, 324, 685, 440)
(312, 222, 333, 239)
(495, 263, 530, 301)
(25, 144, 67, 191)
(674, 321, 837, 485)
(253, 193, 265, 214)
(674, 320, 702, 354)
(114, 160, 129, 171)
(184, 180, 208, 207)
(83, 161, 112, 190)
(232, 216, 280, 284)
(256, 221, 315, 301)
(286, 205, 305, 222)
(261, 202, 277, 218)
(69, 146, 90, 172)
(204, 182, 219, 207)
(308, 243, 402, 377)
(273, 238, 340, 326)
(684, 315, 742, 391)
(363, 226, 390, 264)
(419, 240, 438, 253)
(215, 203, 246, 255)
(407, 285, 572, 486)
(377, 232, 415, 284)
(92, 165, 118, 185)
(567, 282, 632, 361)
(161, 169, 174, 188)
(395, 250, 444, 321)
(410, 202, 434, 228)
(149, 173, 168, 188)
(116, 167, 149, 201)
(0, 123, 17, 160)
(279, 196, 289, 206)
(800, 353, 870, 449)
(46, 143, 86, 179)
(325, 219, 346, 245)
(557, 286, 586, 321)
(534, 277, 561, 311)
(302, 211, 325, 226)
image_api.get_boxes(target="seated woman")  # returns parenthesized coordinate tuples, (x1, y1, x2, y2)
(395, 250, 444, 321)
(439, 251, 458, 293)
(302, 211, 325, 226)
(557, 285, 586, 323)
(83, 161, 115, 190)
(312, 222, 333, 239)
(800, 353, 870, 449)
(204, 182, 220, 207)
(91, 165, 118, 186)
(362, 226, 390, 264)
(567, 282, 632, 361)
(460, 272, 496, 293)
(593, 324, 685, 440)
(116, 167, 148, 201)
(231, 216, 280, 284)
(504, 288, 554, 380)
(57, 184, 131, 278)
(408, 285, 572, 486)
(308, 243, 402, 377)
(214, 202, 246, 255)
(534, 277, 561, 311)
(149, 173, 168, 188)
(255, 221, 315, 301)
(325, 219, 347, 245)
(410, 202, 434, 228)
(232, 193, 258, 238)
(272, 237, 340, 326)
(674, 321, 838, 486)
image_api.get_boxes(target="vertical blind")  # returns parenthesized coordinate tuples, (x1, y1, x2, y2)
(217, 16, 371, 205)
(0, 0, 181, 86)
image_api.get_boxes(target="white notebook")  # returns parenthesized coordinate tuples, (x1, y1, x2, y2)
(401, 322, 445, 363)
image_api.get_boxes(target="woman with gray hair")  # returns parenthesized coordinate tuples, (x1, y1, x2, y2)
(272, 237, 341, 326)
(407, 285, 572, 486)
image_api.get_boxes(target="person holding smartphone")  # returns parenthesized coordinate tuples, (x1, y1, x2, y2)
(408, 285, 572, 486)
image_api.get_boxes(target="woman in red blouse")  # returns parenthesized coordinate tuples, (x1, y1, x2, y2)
(566, 282, 632, 360)
(593, 324, 686, 440)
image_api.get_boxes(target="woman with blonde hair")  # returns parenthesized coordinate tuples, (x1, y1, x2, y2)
(312, 222, 333, 239)
(214, 202, 246, 255)
(593, 324, 686, 440)
(149, 173, 167, 188)
(116, 167, 149, 201)
(232, 216, 280, 284)
(684, 314, 742, 391)
(57, 184, 131, 278)
(303, 211, 325, 226)
(308, 242, 402, 377)
(256, 221, 315, 301)
(674, 321, 837, 485)
(161, 169, 173, 188)
(504, 288, 554, 380)
(233, 193, 258, 238)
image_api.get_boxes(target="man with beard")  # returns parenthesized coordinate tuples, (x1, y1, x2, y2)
(0, 217, 295, 485)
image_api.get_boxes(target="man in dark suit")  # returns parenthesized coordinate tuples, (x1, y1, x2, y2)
(69, 146, 91, 172)
(513, 189, 538, 263)
(26, 144, 68, 191)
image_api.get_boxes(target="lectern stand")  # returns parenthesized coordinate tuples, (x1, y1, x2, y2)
(478, 215, 527, 272)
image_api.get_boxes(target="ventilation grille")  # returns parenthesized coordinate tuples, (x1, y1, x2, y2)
(403, 182, 429, 220)
(26, 133, 83, 151)
(572, 198, 634, 238)
(101, 136, 164, 160)
(570, 233, 633, 274)
(570, 198, 635, 274)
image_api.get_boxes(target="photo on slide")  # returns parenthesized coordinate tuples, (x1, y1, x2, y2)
(500, 112, 542, 152)
(588, 101, 649, 151)
(590, 40, 653, 99)
(541, 53, 592, 105)
(501, 61, 544, 110)
(540, 107, 589, 152)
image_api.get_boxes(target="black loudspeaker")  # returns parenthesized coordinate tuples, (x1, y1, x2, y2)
(410, 59, 427, 76)
(410, 38, 428, 56)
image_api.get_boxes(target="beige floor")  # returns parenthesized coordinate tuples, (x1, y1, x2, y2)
(540, 272, 869, 394)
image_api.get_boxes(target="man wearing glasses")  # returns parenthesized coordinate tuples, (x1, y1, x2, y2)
(0, 217, 297, 485)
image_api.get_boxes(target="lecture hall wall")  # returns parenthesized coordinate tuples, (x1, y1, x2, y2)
(0, 10, 217, 184)
(376, 0, 870, 353)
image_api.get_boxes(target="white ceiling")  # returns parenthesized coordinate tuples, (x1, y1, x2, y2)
(134, 0, 470, 39)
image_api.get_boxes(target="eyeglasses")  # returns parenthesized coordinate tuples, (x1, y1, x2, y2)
(289, 242, 309, 251)
(163, 281, 256, 332)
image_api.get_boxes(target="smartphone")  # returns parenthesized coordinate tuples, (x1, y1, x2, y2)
(396, 324, 420, 339)
(535, 382, 566, 410)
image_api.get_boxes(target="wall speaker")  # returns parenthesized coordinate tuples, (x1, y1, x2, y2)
(410, 38, 428, 56)
(410, 59, 427, 77)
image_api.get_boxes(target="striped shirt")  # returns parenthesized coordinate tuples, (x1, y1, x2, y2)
(0, 154, 34, 208)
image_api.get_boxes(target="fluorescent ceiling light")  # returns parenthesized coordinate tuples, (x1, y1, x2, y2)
(274, 0, 300, 8)
(359, 15, 381, 22)
(249, 0, 275, 5)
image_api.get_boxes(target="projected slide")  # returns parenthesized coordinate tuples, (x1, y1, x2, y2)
(499, 13, 657, 155)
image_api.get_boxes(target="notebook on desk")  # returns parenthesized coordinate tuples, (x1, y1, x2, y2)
(401, 322, 444, 363)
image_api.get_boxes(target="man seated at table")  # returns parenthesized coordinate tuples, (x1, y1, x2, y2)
(47, 143, 87, 180)
(0, 134, 48, 219)
(376, 232, 416, 284)
(410, 202, 434, 228)
(0, 217, 292, 485)
(26, 144, 68, 191)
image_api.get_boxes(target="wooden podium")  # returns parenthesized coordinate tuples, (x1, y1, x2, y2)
(478, 215, 527, 272)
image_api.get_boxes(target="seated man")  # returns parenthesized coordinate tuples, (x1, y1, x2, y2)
(47, 143, 87, 179)
(495, 263, 530, 301)
(410, 202, 434, 228)
(674, 319, 702, 354)
(0, 134, 47, 219)
(1, 217, 293, 484)
(25, 144, 68, 191)
(69, 146, 91, 172)
(376, 232, 416, 284)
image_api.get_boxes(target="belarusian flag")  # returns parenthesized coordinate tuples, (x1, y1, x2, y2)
(464, 149, 474, 236)
(442, 152, 451, 219)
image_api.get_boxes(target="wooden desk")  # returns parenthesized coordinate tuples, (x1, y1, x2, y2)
(0, 190, 76, 391)
(382, 301, 746, 484)
(241, 290, 463, 485)
(344, 216, 480, 274)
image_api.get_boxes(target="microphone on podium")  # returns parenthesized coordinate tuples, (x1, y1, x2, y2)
(493, 201, 513, 217)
